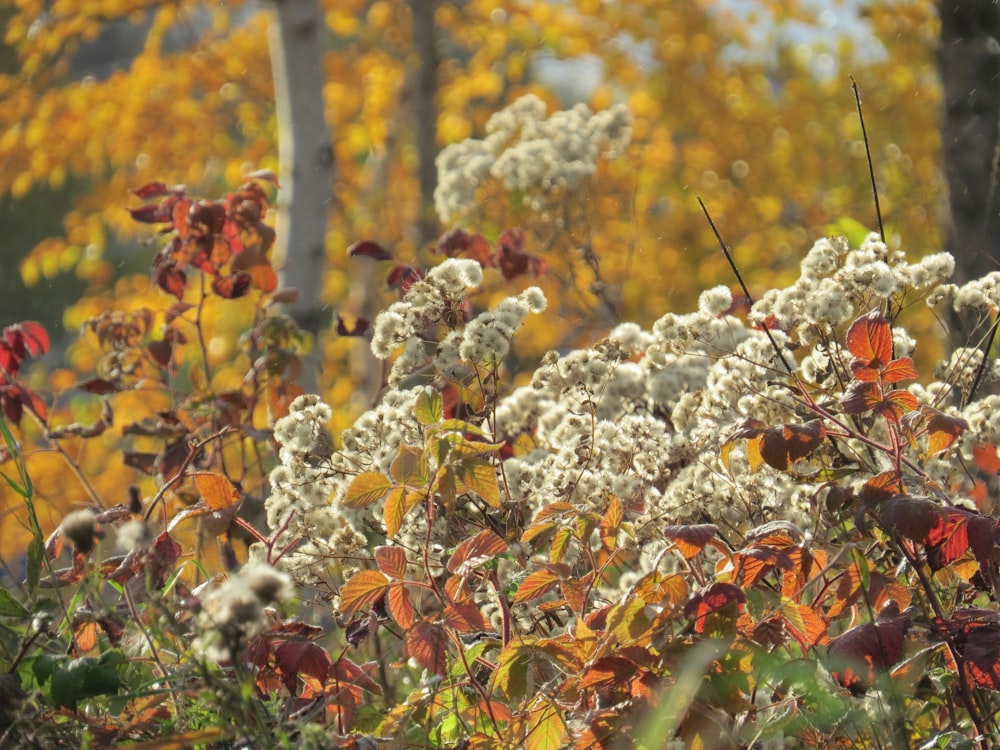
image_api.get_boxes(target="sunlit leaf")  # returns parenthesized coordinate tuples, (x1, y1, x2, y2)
(338, 569, 390, 618)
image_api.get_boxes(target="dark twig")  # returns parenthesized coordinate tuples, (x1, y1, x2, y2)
(851, 76, 885, 244)
(697, 197, 794, 375)
(965, 315, 999, 408)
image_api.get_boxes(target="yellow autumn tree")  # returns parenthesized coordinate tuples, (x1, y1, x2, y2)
(0, 0, 947, 554)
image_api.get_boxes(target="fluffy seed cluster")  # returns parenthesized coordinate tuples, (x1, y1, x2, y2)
(194, 564, 293, 662)
(435, 94, 633, 224)
(262, 227, 1000, 633)
(258, 394, 367, 582)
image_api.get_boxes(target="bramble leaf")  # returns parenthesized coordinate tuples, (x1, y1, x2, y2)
(338, 570, 390, 618)
(448, 529, 507, 575)
(846, 310, 892, 366)
(343, 472, 392, 509)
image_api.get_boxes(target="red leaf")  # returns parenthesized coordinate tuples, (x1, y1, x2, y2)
(876, 495, 944, 543)
(77, 377, 118, 394)
(153, 256, 187, 299)
(973, 443, 1000, 474)
(840, 380, 882, 415)
(874, 389, 918, 421)
(447, 529, 507, 575)
(128, 204, 171, 223)
(274, 640, 332, 693)
(387, 583, 416, 629)
(683, 582, 745, 633)
(444, 602, 489, 633)
(827, 603, 909, 693)
(406, 619, 448, 676)
(435, 228, 495, 267)
(212, 272, 253, 299)
(924, 508, 999, 572)
(578, 656, 638, 689)
(759, 420, 827, 470)
(130, 181, 172, 199)
(386, 265, 425, 293)
(845, 310, 892, 366)
(881, 357, 918, 383)
(663, 523, 718, 559)
(348, 240, 394, 261)
(496, 228, 547, 280)
(10, 321, 49, 358)
(932, 609, 1000, 691)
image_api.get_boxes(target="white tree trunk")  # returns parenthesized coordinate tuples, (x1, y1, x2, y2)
(269, 0, 334, 343)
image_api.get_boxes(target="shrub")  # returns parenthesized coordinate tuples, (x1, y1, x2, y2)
(5, 109, 1000, 749)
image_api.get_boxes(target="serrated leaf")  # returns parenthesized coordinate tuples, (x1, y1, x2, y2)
(50, 651, 124, 708)
(514, 569, 560, 604)
(387, 583, 417, 629)
(414, 389, 443, 426)
(525, 699, 567, 750)
(444, 602, 489, 633)
(448, 529, 507, 575)
(492, 642, 531, 701)
(663, 523, 718, 560)
(845, 310, 892, 365)
(375, 545, 408, 579)
(338, 569, 389, 618)
(455, 458, 501, 508)
(882, 356, 918, 383)
(390, 445, 428, 486)
(343, 472, 393, 509)
(407, 619, 448, 676)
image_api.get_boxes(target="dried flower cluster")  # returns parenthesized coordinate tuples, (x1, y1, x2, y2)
(434, 94, 633, 224)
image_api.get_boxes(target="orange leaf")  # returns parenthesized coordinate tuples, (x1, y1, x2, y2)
(375, 545, 408, 579)
(444, 602, 489, 633)
(338, 570, 389, 618)
(344, 472, 393, 509)
(846, 310, 892, 365)
(663, 523, 718, 559)
(514, 569, 560, 604)
(194, 473, 240, 511)
(387, 583, 417, 629)
(448, 529, 507, 575)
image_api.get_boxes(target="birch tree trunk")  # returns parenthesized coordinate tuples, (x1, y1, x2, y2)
(269, 0, 334, 344)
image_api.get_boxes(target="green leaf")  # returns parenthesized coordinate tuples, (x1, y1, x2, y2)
(414, 389, 443, 426)
(26, 537, 43, 593)
(50, 651, 124, 708)
(0, 589, 27, 618)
